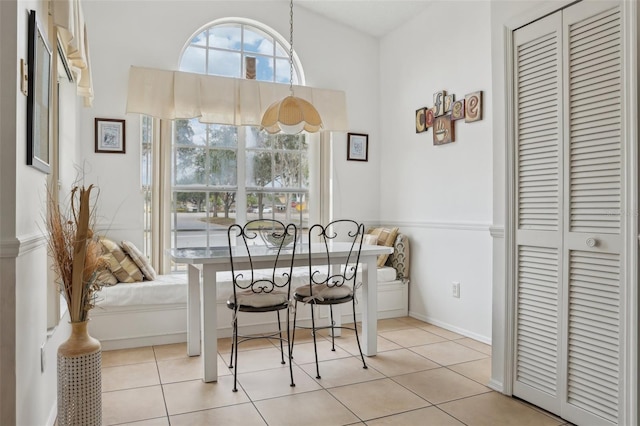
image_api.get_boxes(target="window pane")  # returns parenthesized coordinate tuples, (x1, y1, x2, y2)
(208, 25, 241, 50)
(190, 30, 207, 47)
(141, 118, 153, 187)
(289, 193, 309, 230)
(175, 147, 207, 185)
(246, 192, 309, 228)
(243, 27, 273, 54)
(275, 58, 291, 84)
(246, 127, 271, 149)
(246, 151, 273, 187)
(180, 46, 206, 73)
(274, 151, 304, 187)
(300, 154, 309, 188)
(208, 124, 238, 147)
(175, 119, 207, 146)
(255, 55, 274, 81)
(275, 42, 288, 58)
(275, 133, 304, 150)
(141, 116, 153, 256)
(172, 191, 206, 251)
(172, 191, 236, 250)
(246, 192, 276, 220)
(208, 50, 241, 77)
(208, 149, 237, 185)
(209, 192, 237, 225)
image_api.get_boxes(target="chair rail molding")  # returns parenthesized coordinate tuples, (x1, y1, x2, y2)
(0, 233, 46, 258)
(374, 220, 492, 232)
(489, 226, 504, 238)
(94, 222, 141, 233)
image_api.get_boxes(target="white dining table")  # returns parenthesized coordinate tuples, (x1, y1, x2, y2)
(169, 242, 393, 382)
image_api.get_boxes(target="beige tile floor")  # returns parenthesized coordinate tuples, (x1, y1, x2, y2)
(101, 317, 572, 425)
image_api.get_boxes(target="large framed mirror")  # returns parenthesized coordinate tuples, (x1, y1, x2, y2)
(26, 9, 52, 174)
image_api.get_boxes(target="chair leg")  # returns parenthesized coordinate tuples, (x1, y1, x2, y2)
(291, 300, 298, 359)
(229, 312, 236, 369)
(351, 299, 367, 369)
(286, 307, 295, 387)
(277, 310, 285, 365)
(310, 303, 321, 379)
(329, 305, 336, 351)
(232, 313, 240, 391)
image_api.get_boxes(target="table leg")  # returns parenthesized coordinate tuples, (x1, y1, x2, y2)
(361, 257, 378, 356)
(202, 264, 218, 382)
(187, 264, 201, 356)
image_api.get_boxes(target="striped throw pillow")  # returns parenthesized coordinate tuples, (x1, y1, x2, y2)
(100, 237, 144, 283)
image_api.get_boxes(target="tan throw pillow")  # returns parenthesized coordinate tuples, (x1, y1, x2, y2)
(367, 227, 399, 267)
(121, 240, 157, 281)
(100, 237, 144, 283)
(95, 266, 119, 286)
(362, 234, 378, 246)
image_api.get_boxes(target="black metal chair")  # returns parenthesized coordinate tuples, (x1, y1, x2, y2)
(291, 219, 367, 379)
(226, 219, 297, 392)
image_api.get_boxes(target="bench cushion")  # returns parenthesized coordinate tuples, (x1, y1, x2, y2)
(95, 274, 188, 306)
(95, 265, 398, 308)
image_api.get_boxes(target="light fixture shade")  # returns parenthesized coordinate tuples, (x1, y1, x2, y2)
(261, 96, 323, 134)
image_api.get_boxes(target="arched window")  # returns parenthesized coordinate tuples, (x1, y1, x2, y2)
(155, 19, 313, 265)
(180, 20, 303, 85)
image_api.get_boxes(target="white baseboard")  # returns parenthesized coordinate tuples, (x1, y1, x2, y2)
(408, 311, 491, 345)
(488, 378, 505, 393)
(97, 306, 408, 351)
(99, 332, 188, 351)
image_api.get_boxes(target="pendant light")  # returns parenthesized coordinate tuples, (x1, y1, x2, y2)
(260, 0, 323, 134)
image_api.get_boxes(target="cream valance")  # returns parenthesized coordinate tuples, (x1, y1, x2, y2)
(52, 0, 94, 106)
(125, 66, 348, 131)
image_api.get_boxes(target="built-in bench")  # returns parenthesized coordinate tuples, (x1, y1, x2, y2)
(89, 232, 410, 351)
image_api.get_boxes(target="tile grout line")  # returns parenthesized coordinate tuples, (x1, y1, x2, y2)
(152, 345, 172, 425)
(101, 320, 506, 425)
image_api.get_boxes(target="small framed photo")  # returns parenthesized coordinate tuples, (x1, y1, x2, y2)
(347, 132, 368, 162)
(95, 118, 126, 153)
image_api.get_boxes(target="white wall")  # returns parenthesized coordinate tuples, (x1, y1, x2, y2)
(379, 1, 494, 342)
(0, 0, 18, 421)
(80, 0, 383, 249)
(0, 1, 75, 424)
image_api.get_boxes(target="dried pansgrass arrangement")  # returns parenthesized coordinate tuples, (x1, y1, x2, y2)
(47, 184, 105, 323)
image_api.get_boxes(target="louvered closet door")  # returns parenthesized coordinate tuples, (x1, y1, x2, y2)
(561, 2, 622, 425)
(512, 1, 624, 425)
(512, 11, 564, 415)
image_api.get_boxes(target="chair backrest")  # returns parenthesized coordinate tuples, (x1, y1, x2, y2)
(227, 220, 297, 299)
(307, 219, 364, 289)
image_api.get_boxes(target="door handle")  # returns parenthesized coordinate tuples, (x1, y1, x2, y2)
(586, 237, 598, 248)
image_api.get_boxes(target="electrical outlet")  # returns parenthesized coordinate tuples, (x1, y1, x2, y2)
(452, 281, 460, 298)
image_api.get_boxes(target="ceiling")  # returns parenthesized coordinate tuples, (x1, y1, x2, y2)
(296, 1, 432, 38)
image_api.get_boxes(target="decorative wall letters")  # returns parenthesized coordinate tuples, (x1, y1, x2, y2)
(464, 91, 482, 122)
(415, 89, 483, 145)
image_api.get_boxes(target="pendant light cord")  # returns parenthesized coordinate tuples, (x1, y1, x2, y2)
(289, 0, 294, 96)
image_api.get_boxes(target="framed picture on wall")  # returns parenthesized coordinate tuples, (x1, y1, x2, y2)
(347, 132, 368, 162)
(26, 10, 52, 174)
(95, 118, 126, 153)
